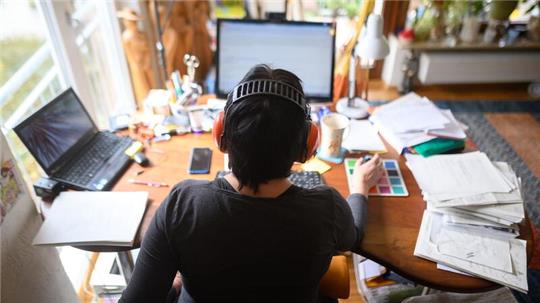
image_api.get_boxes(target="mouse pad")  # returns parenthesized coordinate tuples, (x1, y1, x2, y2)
(345, 158, 409, 197)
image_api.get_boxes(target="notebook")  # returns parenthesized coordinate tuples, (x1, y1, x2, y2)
(33, 191, 148, 247)
(14, 88, 133, 191)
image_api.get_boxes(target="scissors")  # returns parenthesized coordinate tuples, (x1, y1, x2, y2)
(183, 54, 200, 83)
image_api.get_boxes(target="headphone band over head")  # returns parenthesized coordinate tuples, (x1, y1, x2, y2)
(229, 79, 310, 117)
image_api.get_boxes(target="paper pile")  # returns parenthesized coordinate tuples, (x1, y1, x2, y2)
(342, 120, 387, 153)
(406, 152, 528, 293)
(369, 93, 466, 154)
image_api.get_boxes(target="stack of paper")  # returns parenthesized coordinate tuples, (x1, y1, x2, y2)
(369, 93, 466, 154)
(342, 120, 387, 153)
(406, 152, 528, 293)
(33, 191, 148, 247)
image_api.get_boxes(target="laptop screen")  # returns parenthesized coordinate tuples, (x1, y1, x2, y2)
(14, 88, 97, 174)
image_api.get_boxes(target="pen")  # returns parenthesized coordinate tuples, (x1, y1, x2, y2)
(128, 179, 169, 187)
(361, 155, 373, 164)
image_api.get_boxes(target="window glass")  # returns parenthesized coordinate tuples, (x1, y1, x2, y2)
(0, 0, 64, 183)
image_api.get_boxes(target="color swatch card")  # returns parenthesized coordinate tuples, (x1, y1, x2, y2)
(345, 158, 409, 197)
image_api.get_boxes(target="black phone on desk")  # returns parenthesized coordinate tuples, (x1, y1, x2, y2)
(189, 148, 212, 174)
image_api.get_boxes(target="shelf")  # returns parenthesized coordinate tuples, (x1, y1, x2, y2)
(400, 39, 540, 52)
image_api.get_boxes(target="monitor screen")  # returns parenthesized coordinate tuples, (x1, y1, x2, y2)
(14, 88, 97, 173)
(216, 19, 335, 101)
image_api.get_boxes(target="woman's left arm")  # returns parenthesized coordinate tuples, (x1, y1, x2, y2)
(119, 198, 179, 303)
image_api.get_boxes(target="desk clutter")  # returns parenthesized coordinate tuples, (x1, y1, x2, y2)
(369, 92, 467, 155)
(353, 254, 424, 302)
(406, 151, 528, 293)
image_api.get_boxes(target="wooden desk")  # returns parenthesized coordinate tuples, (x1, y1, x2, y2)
(86, 132, 533, 292)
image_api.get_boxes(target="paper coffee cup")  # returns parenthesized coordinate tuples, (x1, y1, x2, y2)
(320, 113, 349, 158)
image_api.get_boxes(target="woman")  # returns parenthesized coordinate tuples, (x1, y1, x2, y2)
(120, 64, 383, 303)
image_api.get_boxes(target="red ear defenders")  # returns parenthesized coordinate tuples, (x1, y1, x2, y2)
(212, 79, 320, 162)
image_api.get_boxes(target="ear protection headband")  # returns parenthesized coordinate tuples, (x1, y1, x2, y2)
(212, 79, 320, 162)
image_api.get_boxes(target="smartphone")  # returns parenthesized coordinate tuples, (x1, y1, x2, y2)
(189, 148, 212, 174)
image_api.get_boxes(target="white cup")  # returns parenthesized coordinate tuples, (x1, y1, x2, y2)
(320, 113, 349, 158)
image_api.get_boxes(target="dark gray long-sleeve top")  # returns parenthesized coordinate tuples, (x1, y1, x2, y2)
(119, 178, 368, 303)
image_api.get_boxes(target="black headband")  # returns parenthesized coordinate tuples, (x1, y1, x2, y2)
(229, 79, 309, 117)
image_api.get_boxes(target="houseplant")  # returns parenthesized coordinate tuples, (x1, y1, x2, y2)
(460, 0, 485, 43)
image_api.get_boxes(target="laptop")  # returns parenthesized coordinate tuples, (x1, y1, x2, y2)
(14, 88, 133, 191)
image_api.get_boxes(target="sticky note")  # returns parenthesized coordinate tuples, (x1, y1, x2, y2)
(301, 157, 331, 174)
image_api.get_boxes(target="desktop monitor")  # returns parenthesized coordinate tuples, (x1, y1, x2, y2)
(216, 19, 336, 102)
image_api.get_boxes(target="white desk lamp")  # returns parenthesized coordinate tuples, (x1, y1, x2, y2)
(336, 14, 389, 119)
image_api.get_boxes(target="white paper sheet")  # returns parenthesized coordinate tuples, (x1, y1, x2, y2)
(370, 93, 449, 133)
(372, 119, 435, 154)
(436, 228, 513, 273)
(426, 162, 522, 207)
(359, 259, 387, 280)
(428, 204, 516, 227)
(342, 120, 387, 153)
(414, 210, 528, 293)
(427, 109, 467, 139)
(33, 191, 148, 246)
(406, 152, 513, 197)
(443, 212, 517, 230)
(437, 263, 473, 276)
(458, 203, 525, 223)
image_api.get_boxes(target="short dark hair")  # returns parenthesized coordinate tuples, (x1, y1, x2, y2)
(222, 64, 307, 192)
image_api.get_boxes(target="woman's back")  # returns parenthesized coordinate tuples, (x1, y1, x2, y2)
(161, 178, 354, 302)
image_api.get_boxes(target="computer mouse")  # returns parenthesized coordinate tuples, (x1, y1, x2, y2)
(133, 152, 150, 167)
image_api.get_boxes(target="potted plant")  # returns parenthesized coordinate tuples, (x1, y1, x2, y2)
(460, 0, 485, 43)
(489, 0, 519, 20)
(484, 0, 519, 43)
(526, 0, 540, 41)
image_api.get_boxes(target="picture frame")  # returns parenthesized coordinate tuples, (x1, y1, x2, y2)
(0, 130, 27, 225)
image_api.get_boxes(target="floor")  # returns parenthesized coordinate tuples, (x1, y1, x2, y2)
(339, 81, 539, 303)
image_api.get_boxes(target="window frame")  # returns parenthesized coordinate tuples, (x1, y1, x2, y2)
(37, 0, 136, 128)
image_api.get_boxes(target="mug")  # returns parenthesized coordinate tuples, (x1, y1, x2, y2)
(320, 113, 349, 158)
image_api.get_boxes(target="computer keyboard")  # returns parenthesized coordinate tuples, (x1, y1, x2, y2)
(288, 171, 324, 189)
(57, 132, 132, 186)
(216, 170, 323, 190)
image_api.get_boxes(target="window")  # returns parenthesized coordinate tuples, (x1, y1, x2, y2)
(0, 0, 65, 188)
(1, 1, 136, 300)
(1, 0, 135, 194)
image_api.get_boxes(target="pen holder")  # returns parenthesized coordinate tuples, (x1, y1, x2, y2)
(169, 103, 191, 127)
(176, 82, 202, 107)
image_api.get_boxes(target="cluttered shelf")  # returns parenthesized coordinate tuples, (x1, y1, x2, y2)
(400, 38, 540, 51)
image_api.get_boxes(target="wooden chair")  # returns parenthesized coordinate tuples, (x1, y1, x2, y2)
(319, 255, 350, 299)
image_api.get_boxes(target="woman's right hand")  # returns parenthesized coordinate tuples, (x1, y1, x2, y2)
(350, 154, 384, 197)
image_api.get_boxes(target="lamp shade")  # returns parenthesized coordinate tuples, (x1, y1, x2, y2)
(356, 14, 389, 60)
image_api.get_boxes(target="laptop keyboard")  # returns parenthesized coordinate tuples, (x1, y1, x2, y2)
(57, 132, 132, 186)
